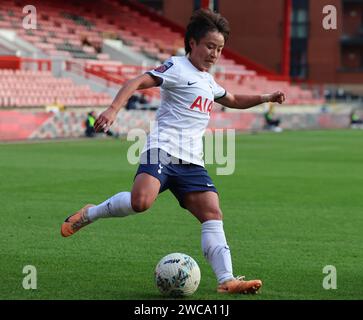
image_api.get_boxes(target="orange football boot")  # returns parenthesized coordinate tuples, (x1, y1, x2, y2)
(217, 276, 262, 294)
(61, 204, 95, 237)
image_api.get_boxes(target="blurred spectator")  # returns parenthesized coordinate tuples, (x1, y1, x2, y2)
(85, 111, 119, 138)
(85, 111, 96, 137)
(264, 103, 283, 132)
(126, 94, 151, 110)
(350, 109, 363, 129)
(139, 93, 150, 110)
(126, 95, 139, 110)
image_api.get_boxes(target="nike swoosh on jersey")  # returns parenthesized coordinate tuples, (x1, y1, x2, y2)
(188, 81, 197, 85)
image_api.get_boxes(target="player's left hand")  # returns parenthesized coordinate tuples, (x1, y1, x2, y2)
(269, 91, 286, 104)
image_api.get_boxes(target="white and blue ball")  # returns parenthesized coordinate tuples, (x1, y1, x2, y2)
(155, 253, 201, 297)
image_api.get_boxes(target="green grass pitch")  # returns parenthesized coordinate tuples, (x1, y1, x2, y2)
(1, 130, 362, 300)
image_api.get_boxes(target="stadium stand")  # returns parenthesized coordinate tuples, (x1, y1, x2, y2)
(0, 0, 324, 109)
(0, 68, 113, 107)
(65, 59, 160, 103)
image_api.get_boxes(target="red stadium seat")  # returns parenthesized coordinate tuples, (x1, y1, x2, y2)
(0, 69, 112, 108)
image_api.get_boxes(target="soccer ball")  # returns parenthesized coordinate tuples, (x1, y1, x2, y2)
(155, 253, 201, 297)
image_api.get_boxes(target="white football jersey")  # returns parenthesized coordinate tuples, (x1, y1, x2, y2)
(143, 55, 226, 166)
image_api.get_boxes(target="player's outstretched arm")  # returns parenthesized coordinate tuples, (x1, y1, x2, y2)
(94, 73, 161, 132)
(217, 91, 285, 110)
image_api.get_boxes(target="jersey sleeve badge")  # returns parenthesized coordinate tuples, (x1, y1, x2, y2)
(154, 61, 174, 73)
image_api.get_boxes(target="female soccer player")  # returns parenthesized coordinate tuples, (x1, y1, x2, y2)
(61, 9, 285, 294)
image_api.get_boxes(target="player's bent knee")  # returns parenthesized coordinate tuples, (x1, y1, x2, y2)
(131, 201, 150, 213)
(131, 194, 153, 212)
(202, 209, 223, 222)
(211, 210, 223, 220)
(213, 207, 223, 219)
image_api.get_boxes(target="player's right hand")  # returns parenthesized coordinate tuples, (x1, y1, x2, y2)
(94, 107, 117, 132)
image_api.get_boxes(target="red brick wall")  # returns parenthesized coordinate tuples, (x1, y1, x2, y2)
(307, 0, 342, 83)
(163, 0, 193, 28)
(219, 0, 284, 73)
(161, 0, 363, 84)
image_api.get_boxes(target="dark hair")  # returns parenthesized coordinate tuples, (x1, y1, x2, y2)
(184, 9, 230, 54)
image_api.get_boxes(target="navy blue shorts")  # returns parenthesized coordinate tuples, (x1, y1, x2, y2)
(135, 148, 218, 209)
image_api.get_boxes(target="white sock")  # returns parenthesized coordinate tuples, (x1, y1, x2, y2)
(87, 192, 135, 221)
(201, 220, 234, 284)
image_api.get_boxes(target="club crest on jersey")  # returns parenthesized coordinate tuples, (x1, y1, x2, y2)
(190, 96, 213, 113)
(154, 61, 174, 73)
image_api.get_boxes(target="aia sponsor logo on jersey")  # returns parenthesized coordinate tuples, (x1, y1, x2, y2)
(190, 96, 213, 113)
(154, 61, 174, 73)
